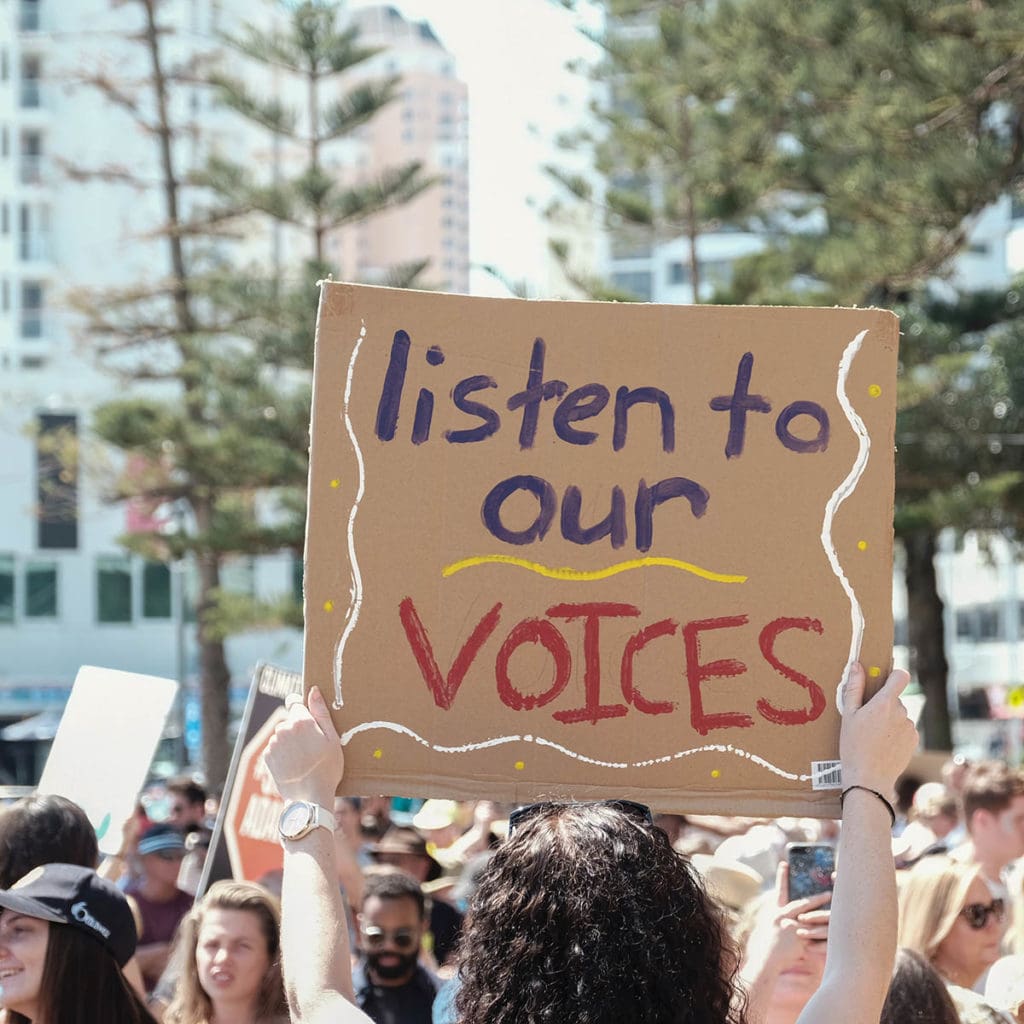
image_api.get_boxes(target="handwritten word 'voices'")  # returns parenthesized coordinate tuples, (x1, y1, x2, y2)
(399, 597, 827, 736)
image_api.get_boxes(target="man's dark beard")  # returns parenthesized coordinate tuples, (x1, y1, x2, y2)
(366, 948, 419, 982)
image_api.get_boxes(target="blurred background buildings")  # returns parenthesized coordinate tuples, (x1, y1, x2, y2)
(0, 0, 1022, 780)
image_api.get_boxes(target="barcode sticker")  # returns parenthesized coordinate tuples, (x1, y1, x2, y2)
(811, 760, 843, 790)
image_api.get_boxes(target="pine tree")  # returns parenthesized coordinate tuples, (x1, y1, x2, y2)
(63, 1, 306, 787)
(559, 0, 1024, 747)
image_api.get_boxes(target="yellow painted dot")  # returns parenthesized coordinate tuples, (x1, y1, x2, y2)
(711, 769, 721, 779)
(869, 666, 882, 678)
(323, 600, 334, 612)
(514, 760, 525, 771)
(373, 748, 383, 759)
(868, 384, 882, 398)
(857, 540, 868, 551)
(330, 479, 341, 489)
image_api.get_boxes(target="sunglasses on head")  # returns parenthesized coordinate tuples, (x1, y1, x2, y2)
(960, 898, 1005, 929)
(508, 799, 653, 835)
(359, 925, 419, 951)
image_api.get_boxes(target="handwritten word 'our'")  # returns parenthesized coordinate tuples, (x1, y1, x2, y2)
(374, 332, 830, 553)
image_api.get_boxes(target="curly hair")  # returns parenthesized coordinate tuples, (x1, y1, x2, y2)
(164, 881, 287, 1024)
(453, 802, 744, 1024)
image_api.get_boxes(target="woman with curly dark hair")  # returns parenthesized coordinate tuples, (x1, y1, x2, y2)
(263, 662, 917, 1024)
(453, 800, 738, 1024)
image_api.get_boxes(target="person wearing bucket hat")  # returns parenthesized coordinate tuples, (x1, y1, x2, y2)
(368, 828, 464, 965)
(0, 862, 156, 1023)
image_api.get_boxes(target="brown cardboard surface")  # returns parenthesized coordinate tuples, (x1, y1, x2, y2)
(303, 283, 899, 817)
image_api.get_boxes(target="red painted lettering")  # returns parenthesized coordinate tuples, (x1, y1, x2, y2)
(682, 616, 754, 735)
(398, 597, 502, 710)
(496, 618, 572, 710)
(756, 616, 826, 725)
(621, 619, 678, 715)
(547, 602, 639, 724)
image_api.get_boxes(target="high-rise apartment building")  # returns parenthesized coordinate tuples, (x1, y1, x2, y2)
(0, 0, 469, 778)
(327, 5, 469, 293)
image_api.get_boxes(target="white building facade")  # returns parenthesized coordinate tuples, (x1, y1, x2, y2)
(0, 0, 468, 781)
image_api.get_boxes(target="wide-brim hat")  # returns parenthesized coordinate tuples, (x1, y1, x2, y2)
(0, 863, 137, 966)
(368, 826, 443, 882)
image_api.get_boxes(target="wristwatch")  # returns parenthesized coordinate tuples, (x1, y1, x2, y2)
(278, 801, 335, 842)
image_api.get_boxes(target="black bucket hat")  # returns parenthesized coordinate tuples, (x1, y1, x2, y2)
(0, 863, 138, 966)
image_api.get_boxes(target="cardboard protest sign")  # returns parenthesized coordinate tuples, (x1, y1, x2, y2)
(37, 666, 178, 856)
(304, 283, 898, 817)
(200, 663, 301, 894)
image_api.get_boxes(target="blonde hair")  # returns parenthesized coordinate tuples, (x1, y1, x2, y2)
(164, 880, 288, 1024)
(897, 857, 980, 960)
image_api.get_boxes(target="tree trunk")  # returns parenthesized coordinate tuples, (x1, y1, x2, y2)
(903, 528, 954, 750)
(193, 498, 231, 791)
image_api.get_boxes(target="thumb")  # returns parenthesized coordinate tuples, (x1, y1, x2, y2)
(879, 667, 910, 699)
(841, 662, 866, 716)
(307, 685, 340, 741)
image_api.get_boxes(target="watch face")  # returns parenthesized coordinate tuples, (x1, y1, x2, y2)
(280, 802, 311, 838)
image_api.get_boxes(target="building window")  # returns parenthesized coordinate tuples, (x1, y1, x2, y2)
(24, 560, 57, 618)
(142, 561, 172, 618)
(37, 413, 77, 549)
(20, 131, 43, 184)
(20, 55, 41, 108)
(978, 606, 1002, 641)
(97, 555, 132, 623)
(611, 270, 653, 301)
(19, 0, 41, 32)
(21, 280, 43, 338)
(0, 554, 13, 624)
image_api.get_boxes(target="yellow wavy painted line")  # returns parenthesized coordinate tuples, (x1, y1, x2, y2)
(441, 554, 747, 584)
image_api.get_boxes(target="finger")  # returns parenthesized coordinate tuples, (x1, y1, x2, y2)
(879, 667, 910, 700)
(284, 691, 305, 710)
(308, 685, 341, 740)
(781, 890, 832, 917)
(840, 661, 866, 716)
(796, 926, 830, 941)
(796, 909, 831, 925)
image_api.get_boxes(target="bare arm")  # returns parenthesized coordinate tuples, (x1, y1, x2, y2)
(264, 687, 372, 1024)
(796, 664, 918, 1024)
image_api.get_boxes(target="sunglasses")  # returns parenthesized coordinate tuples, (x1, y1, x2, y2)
(960, 899, 1005, 929)
(359, 925, 419, 951)
(508, 799, 653, 835)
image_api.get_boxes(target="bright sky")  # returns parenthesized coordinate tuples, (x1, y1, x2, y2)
(352, 0, 601, 296)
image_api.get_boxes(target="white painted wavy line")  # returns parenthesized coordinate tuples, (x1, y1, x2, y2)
(340, 720, 522, 753)
(339, 722, 811, 780)
(821, 329, 870, 713)
(332, 322, 368, 709)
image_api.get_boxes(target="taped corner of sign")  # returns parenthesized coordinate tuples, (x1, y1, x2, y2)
(810, 760, 843, 791)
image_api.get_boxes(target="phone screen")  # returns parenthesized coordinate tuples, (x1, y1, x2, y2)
(787, 844, 835, 900)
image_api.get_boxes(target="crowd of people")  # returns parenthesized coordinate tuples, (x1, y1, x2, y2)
(0, 662, 1021, 1023)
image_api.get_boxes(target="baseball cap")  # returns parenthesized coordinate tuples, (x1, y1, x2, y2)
(137, 823, 186, 857)
(0, 863, 138, 966)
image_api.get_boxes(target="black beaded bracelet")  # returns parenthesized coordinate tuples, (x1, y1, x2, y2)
(839, 785, 896, 828)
